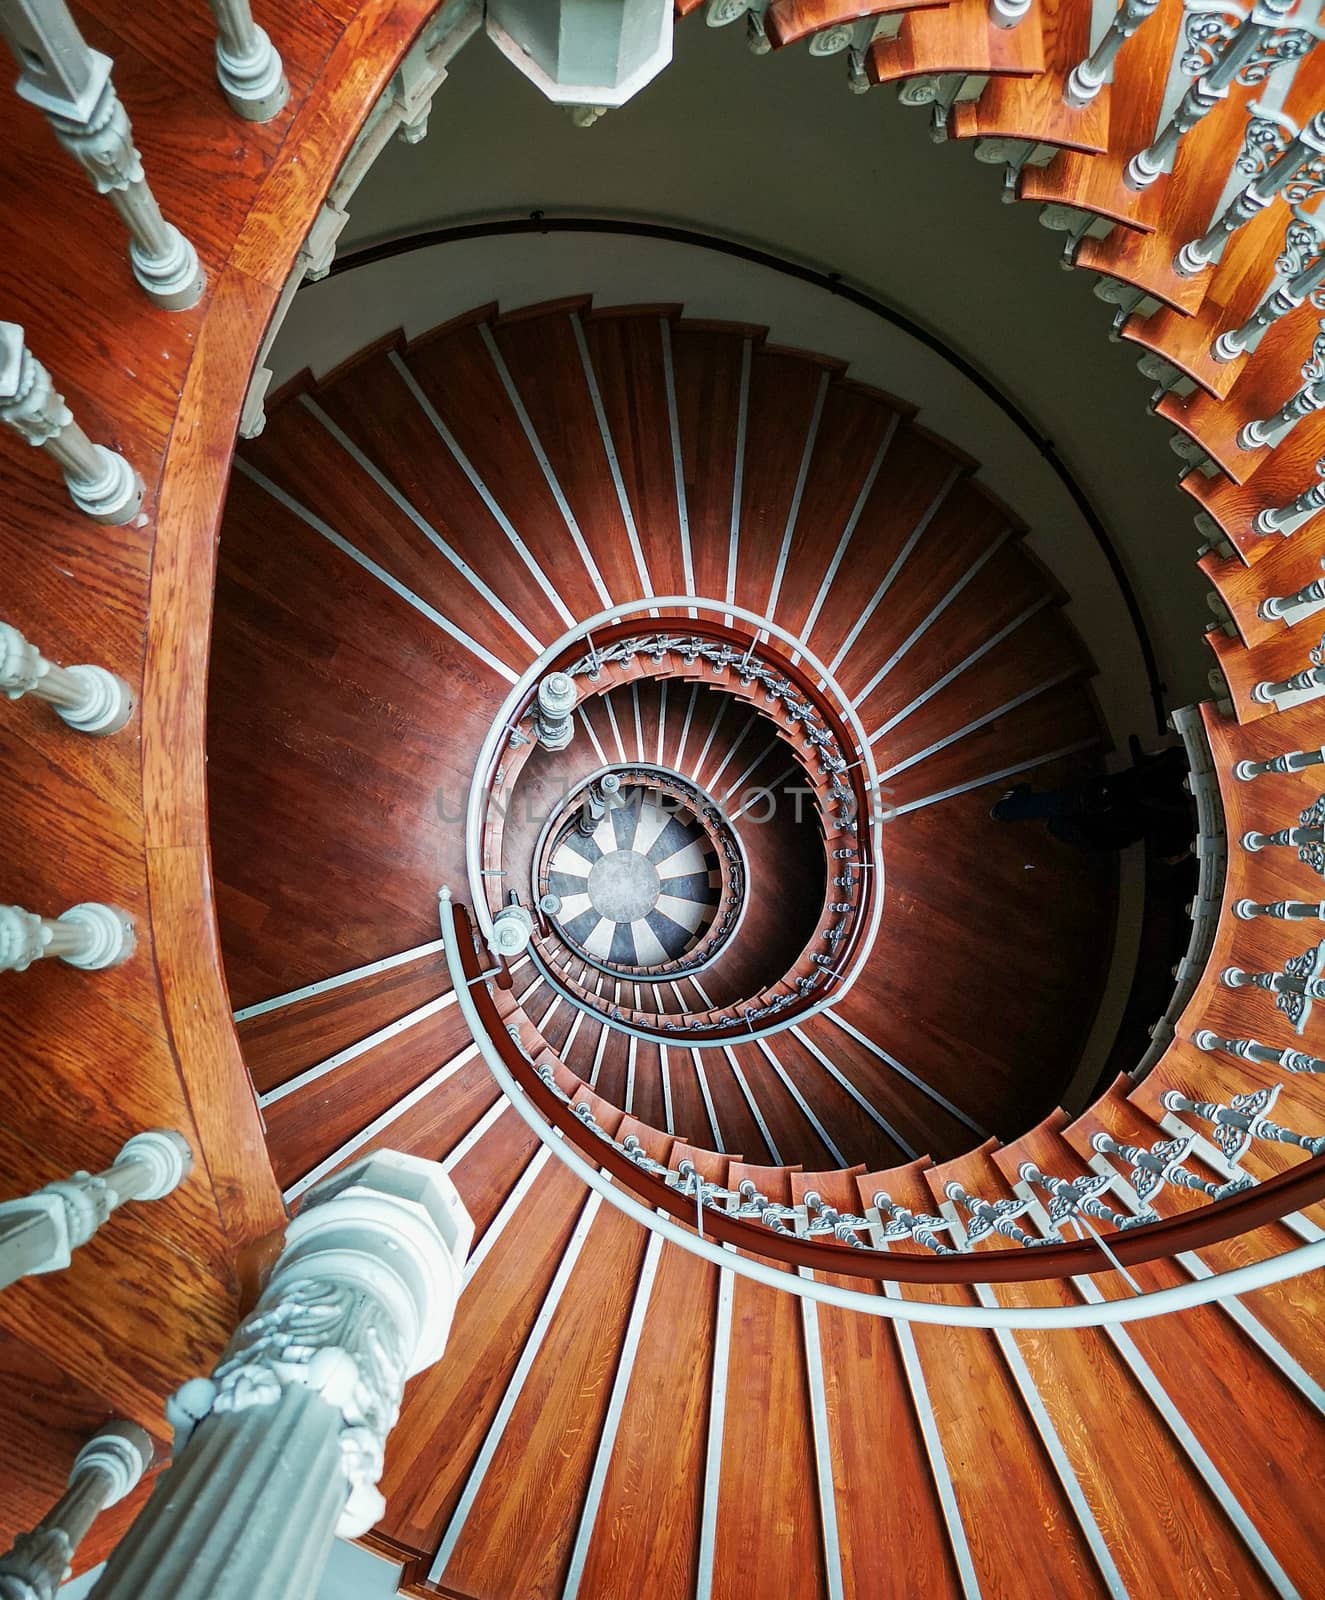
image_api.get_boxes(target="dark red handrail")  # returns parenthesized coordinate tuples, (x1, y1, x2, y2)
(480, 611, 879, 1030)
(451, 901, 1325, 1284)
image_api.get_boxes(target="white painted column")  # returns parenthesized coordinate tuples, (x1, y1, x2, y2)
(0, 326, 143, 525)
(203, 0, 289, 121)
(90, 1152, 473, 1600)
(0, 904, 135, 974)
(0, 622, 133, 734)
(0, 1421, 152, 1599)
(0, 1130, 192, 1292)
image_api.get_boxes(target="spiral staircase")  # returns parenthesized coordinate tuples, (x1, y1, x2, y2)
(2, 0, 1325, 1597)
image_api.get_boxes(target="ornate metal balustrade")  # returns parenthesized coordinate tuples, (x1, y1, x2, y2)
(1125, 0, 1323, 192)
(471, 604, 883, 1046)
(444, 891, 1325, 1305)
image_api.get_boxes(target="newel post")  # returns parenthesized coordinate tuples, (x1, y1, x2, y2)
(533, 670, 577, 749)
(90, 1151, 473, 1600)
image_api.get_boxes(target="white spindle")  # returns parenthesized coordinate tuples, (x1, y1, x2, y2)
(0, 902, 135, 973)
(0, 1129, 191, 1290)
(0, 0, 204, 309)
(0, 620, 133, 734)
(203, 0, 289, 121)
(89, 1152, 472, 1600)
(0, 325, 143, 524)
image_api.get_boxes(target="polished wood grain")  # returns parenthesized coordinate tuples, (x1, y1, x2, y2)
(438, 1199, 651, 1598)
(576, 1234, 718, 1600)
(1158, 303, 1325, 484)
(209, 464, 500, 1003)
(0, 0, 447, 1558)
(767, 0, 948, 47)
(870, 0, 1045, 83)
(712, 1165, 827, 1600)
(1018, 0, 1182, 228)
(1183, 421, 1325, 561)
(855, 1164, 1108, 1599)
(379, 1156, 590, 1554)
(237, 947, 450, 1088)
(926, 1148, 1281, 1600)
(950, 0, 1108, 153)
(731, 348, 841, 621)
(491, 306, 648, 605)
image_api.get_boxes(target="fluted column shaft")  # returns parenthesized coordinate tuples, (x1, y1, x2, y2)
(93, 1387, 346, 1600)
(0, 1422, 152, 1600)
(91, 1152, 472, 1600)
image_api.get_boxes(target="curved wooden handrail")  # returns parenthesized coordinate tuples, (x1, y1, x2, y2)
(141, 0, 444, 1267)
(453, 899, 1325, 1284)
(478, 610, 880, 1036)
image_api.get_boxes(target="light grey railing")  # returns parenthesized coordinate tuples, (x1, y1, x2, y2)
(1176, 105, 1325, 275)
(442, 885, 1325, 1327)
(1254, 456, 1325, 536)
(0, 1420, 152, 1596)
(1125, 0, 1323, 191)
(1213, 205, 1325, 362)
(1250, 630, 1325, 706)
(1237, 317, 1325, 448)
(0, 619, 133, 734)
(0, 1130, 190, 1291)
